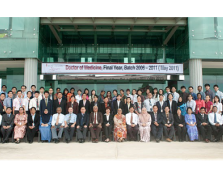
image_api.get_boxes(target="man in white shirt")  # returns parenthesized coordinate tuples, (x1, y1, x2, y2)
(29, 91, 41, 115)
(213, 84, 223, 103)
(23, 91, 32, 115)
(208, 106, 223, 142)
(144, 93, 155, 115)
(164, 86, 171, 101)
(13, 90, 24, 115)
(126, 106, 139, 141)
(51, 107, 65, 143)
(21, 85, 27, 99)
(132, 89, 138, 104)
(172, 86, 179, 102)
(156, 94, 165, 113)
(38, 87, 45, 101)
(186, 94, 196, 113)
(126, 89, 133, 102)
(75, 89, 82, 104)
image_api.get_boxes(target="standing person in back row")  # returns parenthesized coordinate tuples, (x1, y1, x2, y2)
(197, 86, 206, 100)
(188, 86, 197, 100)
(144, 93, 155, 115)
(180, 86, 188, 103)
(40, 91, 53, 117)
(113, 94, 124, 115)
(205, 84, 214, 102)
(53, 92, 66, 115)
(79, 93, 91, 114)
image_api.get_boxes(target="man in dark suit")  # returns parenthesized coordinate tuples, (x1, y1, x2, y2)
(53, 92, 66, 115)
(164, 93, 177, 116)
(1, 107, 15, 143)
(196, 107, 212, 143)
(90, 95, 100, 113)
(76, 107, 89, 143)
(27, 107, 40, 143)
(162, 106, 175, 142)
(0, 93, 5, 115)
(89, 105, 103, 143)
(66, 95, 78, 114)
(30, 85, 36, 99)
(156, 94, 165, 113)
(151, 105, 163, 143)
(100, 97, 112, 115)
(123, 97, 134, 115)
(113, 94, 124, 115)
(40, 91, 53, 116)
(79, 93, 90, 114)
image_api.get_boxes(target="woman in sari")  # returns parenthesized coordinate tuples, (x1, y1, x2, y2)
(177, 96, 187, 116)
(134, 95, 144, 115)
(138, 107, 151, 142)
(185, 107, 198, 141)
(113, 108, 127, 142)
(39, 108, 52, 142)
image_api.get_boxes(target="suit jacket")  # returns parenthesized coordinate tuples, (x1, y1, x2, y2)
(134, 102, 144, 114)
(151, 112, 163, 125)
(174, 114, 186, 128)
(30, 91, 35, 99)
(123, 103, 134, 115)
(40, 98, 53, 116)
(89, 112, 103, 125)
(103, 113, 113, 126)
(156, 101, 166, 113)
(66, 101, 79, 115)
(196, 113, 209, 126)
(90, 101, 101, 113)
(113, 100, 125, 115)
(53, 99, 66, 115)
(79, 100, 91, 114)
(162, 113, 174, 125)
(76, 113, 89, 127)
(164, 100, 177, 115)
(100, 102, 112, 115)
(1, 113, 15, 127)
(0, 100, 4, 114)
(28, 113, 40, 128)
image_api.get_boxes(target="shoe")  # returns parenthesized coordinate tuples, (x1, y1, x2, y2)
(78, 139, 82, 143)
(95, 139, 98, 143)
(214, 139, 219, 142)
(166, 138, 172, 142)
(155, 139, 160, 143)
(205, 139, 210, 143)
(42, 140, 44, 143)
(54, 139, 57, 143)
(66, 139, 69, 143)
(2, 140, 5, 144)
(82, 139, 85, 143)
(28, 140, 32, 144)
(92, 138, 96, 143)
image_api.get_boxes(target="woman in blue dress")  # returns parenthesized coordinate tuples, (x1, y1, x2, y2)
(177, 96, 187, 116)
(39, 109, 52, 142)
(185, 107, 198, 141)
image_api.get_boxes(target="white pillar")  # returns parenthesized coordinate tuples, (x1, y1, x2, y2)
(189, 59, 203, 93)
(24, 58, 38, 90)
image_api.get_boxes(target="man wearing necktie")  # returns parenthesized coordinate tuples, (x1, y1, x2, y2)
(196, 107, 212, 143)
(89, 106, 103, 143)
(144, 93, 155, 115)
(76, 107, 89, 143)
(40, 91, 53, 118)
(151, 105, 163, 143)
(126, 107, 139, 141)
(163, 106, 174, 142)
(208, 106, 223, 142)
(53, 92, 66, 115)
(64, 107, 77, 143)
(78, 93, 90, 114)
(13, 90, 23, 115)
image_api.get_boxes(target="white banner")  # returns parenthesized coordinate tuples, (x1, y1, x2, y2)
(41, 63, 183, 74)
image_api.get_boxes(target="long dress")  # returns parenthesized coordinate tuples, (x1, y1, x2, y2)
(39, 115, 52, 142)
(14, 114, 27, 139)
(113, 114, 127, 141)
(185, 114, 198, 141)
(138, 113, 151, 142)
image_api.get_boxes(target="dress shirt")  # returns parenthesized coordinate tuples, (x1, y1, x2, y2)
(158, 100, 164, 112)
(200, 114, 205, 125)
(29, 97, 41, 110)
(12, 93, 17, 99)
(22, 91, 27, 98)
(52, 113, 65, 126)
(93, 112, 98, 124)
(205, 89, 214, 101)
(213, 102, 222, 114)
(126, 112, 138, 125)
(169, 100, 173, 112)
(144, 98, 155, 112)
(164, 92, 171, 101)
(3, 97, 13, 108)
(65, 113, 77, 124)
(186, 100, 196, 112)
(198, 91, 206, 100)
(75, 95, 82, 104)
(38, 93, 45, 100)
(117, 100, 121, 108)
(31, 114, 35, 126)
(0, 91, 8, 98)
(214, 90, 223, 102)
(208, 112, 222, 125)
(49, 94, 53, 100)
(23, 98, 30, 111)
(189, 92, 197, 100)
(0, 114, 2, 126)
(126, 94, 133, 101)
(154, 112, 158, 122)
(13, 97, 24, 110)
(105, 114, 110, 122)
(172, 92, 179, 102)
(132, 94, 138, 104)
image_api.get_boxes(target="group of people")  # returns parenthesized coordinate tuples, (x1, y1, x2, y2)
(0, 83, 223, 144)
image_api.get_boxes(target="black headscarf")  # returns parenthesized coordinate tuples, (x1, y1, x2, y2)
(177, 97, 184, 107)
(42, 114, 51, 124)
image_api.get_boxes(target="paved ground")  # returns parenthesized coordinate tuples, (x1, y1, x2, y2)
(1, 141, 223, 160)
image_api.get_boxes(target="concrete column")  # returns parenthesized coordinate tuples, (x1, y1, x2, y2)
(94, 32, 97, 62)
(24, 58, 38, 90)
(128, 33, 131, 63)
(189, 59, 203, 93)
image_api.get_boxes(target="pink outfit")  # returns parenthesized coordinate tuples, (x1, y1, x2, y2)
(14, 114, 27, 139)
(195, 99, 205, 114)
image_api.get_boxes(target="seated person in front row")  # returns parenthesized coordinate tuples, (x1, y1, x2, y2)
(89, 106, 103, 143)
(1, 107, 15, 143)
(124, 97, 134, 115)
(76, 107, 89, 143)
(64, 107, 77, 143)
(103, 107, 113, 142)
(174, 108, 186, 142)
(208, 106, 223, 142)
(162, 106, 174, 142)
(39, 108, 52, 143)
(126, 106, 139, 141)
(27, 107, 40, 144)
(185, 107, 198, 142)
(51, 107, 65, 143)
(151, 105, 163, 143)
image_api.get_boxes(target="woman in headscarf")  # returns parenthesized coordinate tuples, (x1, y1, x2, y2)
(113, 108, 127, 142)
(39, 108, 52, 142)
(138, 107, 151, 142)
(185, 107, 198, 142)
(177, 96, 187, 116)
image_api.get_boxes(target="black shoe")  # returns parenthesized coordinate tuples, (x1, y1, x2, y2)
(2, 140, 5, 144)
(66, 139, 70, 143)
(156, 139, 160, 143)
(78, 139, 82, 143)
(28, 140, 32, 144)
(54, 139, 58, 143)
(214, 139, 219, 142)
(82, 139, 85, 143)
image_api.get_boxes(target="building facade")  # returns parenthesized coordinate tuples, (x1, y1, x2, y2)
(0, 17, 222, 93)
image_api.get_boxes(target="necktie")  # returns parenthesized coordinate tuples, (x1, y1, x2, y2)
(167, 114, 169, 123)
(42, 94, 44, 99)
(10, 98, 13, 109)
(214, 113, 217, 123)
(59, 99, 61, 105)
(149, 99, 152, 111)
(81, 114, 84, 126)
(94, 112, 96, 124)
(56, 114, 60, 125)
(45, 99, 47, 107)
(68, 114, 71, 124)
(36, 99, 38, 109)
(71, 103, 73, 108)
(8, 114, 10, 118)
(130, 113, 133, 124)
(202, 114, 204, 119)
(155, 113, 157, 122)
(19, 98, 22, 107)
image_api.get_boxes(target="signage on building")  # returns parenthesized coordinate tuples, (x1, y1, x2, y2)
(41, 63, 183, 74)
